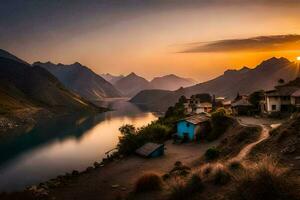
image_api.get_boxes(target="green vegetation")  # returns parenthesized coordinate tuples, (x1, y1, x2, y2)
(134, 173, 163, 193)
(205, 108, 232, 141)
(204, 147, 220, 161)
(159, 95, 186, 132)
(117, 123, 171, 155)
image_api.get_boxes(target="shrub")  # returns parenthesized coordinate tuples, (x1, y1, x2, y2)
(230, 158, 300, 200)
(212, 168, 231, 185)
(168, 174, 203, 200)
(206, 108, 232, 141)
(228, 160, 243, 171)
(185, 174, 204, 193)
(205, 147, 220, 161)
(134, 173, 163, 193)
(117, 122, 171, 155)
(170, 161, 191, 177)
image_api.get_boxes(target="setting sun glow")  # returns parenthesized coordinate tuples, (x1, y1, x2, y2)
(297, 56, 300, 61)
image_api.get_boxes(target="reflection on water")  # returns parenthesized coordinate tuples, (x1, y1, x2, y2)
(0, 100, 157, 191)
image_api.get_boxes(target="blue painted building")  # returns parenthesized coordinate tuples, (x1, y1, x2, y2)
(177, 115, 210, 141)
(135, 143, 164, 158)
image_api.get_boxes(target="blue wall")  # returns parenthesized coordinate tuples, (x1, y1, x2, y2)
(177, 121, 196, 140)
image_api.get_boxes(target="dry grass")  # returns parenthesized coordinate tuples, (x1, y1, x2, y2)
(134, 172, 163, 193)
(168, 173, 203, 200)
(229, 157, 300, 200)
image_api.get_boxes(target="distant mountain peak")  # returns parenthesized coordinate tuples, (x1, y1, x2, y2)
(260, 57, 290, 66)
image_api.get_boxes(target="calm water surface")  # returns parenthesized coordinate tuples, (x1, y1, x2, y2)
(0, 100, 157, 191)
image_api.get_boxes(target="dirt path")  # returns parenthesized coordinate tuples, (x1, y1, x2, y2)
(230, 117, 282, 161)
(49, 140, 221, 200)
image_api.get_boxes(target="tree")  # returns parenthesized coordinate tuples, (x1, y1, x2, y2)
(249, 90, 264, 111)
(278, 78, 285, 85)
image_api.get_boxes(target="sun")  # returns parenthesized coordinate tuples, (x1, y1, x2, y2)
(297, 56, 300, 61)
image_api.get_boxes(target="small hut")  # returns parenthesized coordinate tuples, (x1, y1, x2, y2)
(135, 143, 165, 158)
(231, 98, 253, 115)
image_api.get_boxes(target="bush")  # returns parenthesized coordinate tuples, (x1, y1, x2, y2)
(206, 108, 232, 141)
(212, 168, 231, 185)
(205, 147, 220, 161)
(168, 174, 203, 200)
(134, 173, 163, 193)
(228, 160, 243, 171)
(230, 158, 300, 200)
(117, 122, 171, 155)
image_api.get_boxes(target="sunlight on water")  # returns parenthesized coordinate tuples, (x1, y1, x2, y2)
(0, 101, 157, 191)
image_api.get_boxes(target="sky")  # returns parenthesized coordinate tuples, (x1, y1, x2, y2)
(1, 0, 300, 82)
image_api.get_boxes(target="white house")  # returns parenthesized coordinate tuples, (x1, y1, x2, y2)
(184, 97, 212, 114)
(265, 86, 300, 113)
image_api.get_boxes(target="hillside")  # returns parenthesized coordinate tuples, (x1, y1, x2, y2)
(114, 72, 151, 97)
(34, 62, 122, 101)
(131, 57, 299, 111)
(0, 50, 103, 134)
(150, 74, 196, 91)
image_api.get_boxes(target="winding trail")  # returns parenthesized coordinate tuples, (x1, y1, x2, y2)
(230, 117, 282, 161)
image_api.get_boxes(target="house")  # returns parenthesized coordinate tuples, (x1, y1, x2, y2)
(215, 96, 232, 109)
(264, 86, 300, 113)
(176, 114, 210, 141)
(232, 98, 253, 115)
(195, 102, 213, 113)
(135, 143, 165, 158)
(184, 94, 212, 114)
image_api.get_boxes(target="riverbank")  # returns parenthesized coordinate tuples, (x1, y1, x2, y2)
(43, 140, 222, 200)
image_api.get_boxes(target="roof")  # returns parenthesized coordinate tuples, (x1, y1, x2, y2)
(232, 98, 252, 107)
(266, 86, 299, 97)
(180, 115, 209, 125)
(196, 102, 212, 108)
(291, 89, 300, 97)
(135, 143, 164, 157)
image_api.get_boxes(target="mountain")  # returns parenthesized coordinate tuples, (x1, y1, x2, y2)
(0, 51, 102, 118)
(34, 62, 122, 101)
(150, 74, 196, 91)
(0, 49, 28, 65)
(114, 72, 151, 97)
(100, 73, 124, 84)
(131, 57, 299, 111)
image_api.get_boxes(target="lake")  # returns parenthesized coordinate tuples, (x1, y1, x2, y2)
(0, 100, 158, 191)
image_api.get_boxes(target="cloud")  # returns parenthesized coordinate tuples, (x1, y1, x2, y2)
(179, 34, 300, 53)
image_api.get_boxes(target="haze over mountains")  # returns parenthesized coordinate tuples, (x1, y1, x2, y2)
(34, 62, 122, 101)
(100, 73, 124, 85)
(112, 73, 196, 97)
(131, 57, 300, 111)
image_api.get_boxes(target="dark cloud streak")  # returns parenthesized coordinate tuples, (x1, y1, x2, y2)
(179, 35, 300, 53)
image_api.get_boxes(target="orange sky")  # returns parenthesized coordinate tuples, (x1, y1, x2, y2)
(2, 1, 300, 82)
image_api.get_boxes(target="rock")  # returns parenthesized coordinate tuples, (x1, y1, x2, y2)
(111, 184, 120, 189)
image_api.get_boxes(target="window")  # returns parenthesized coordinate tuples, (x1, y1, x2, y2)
(186, 123, 190, 127)
(272, 105, 276, 111)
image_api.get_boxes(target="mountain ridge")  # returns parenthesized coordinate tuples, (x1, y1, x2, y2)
(34, 61, 122, 100)
(131, 57, 299, 111)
